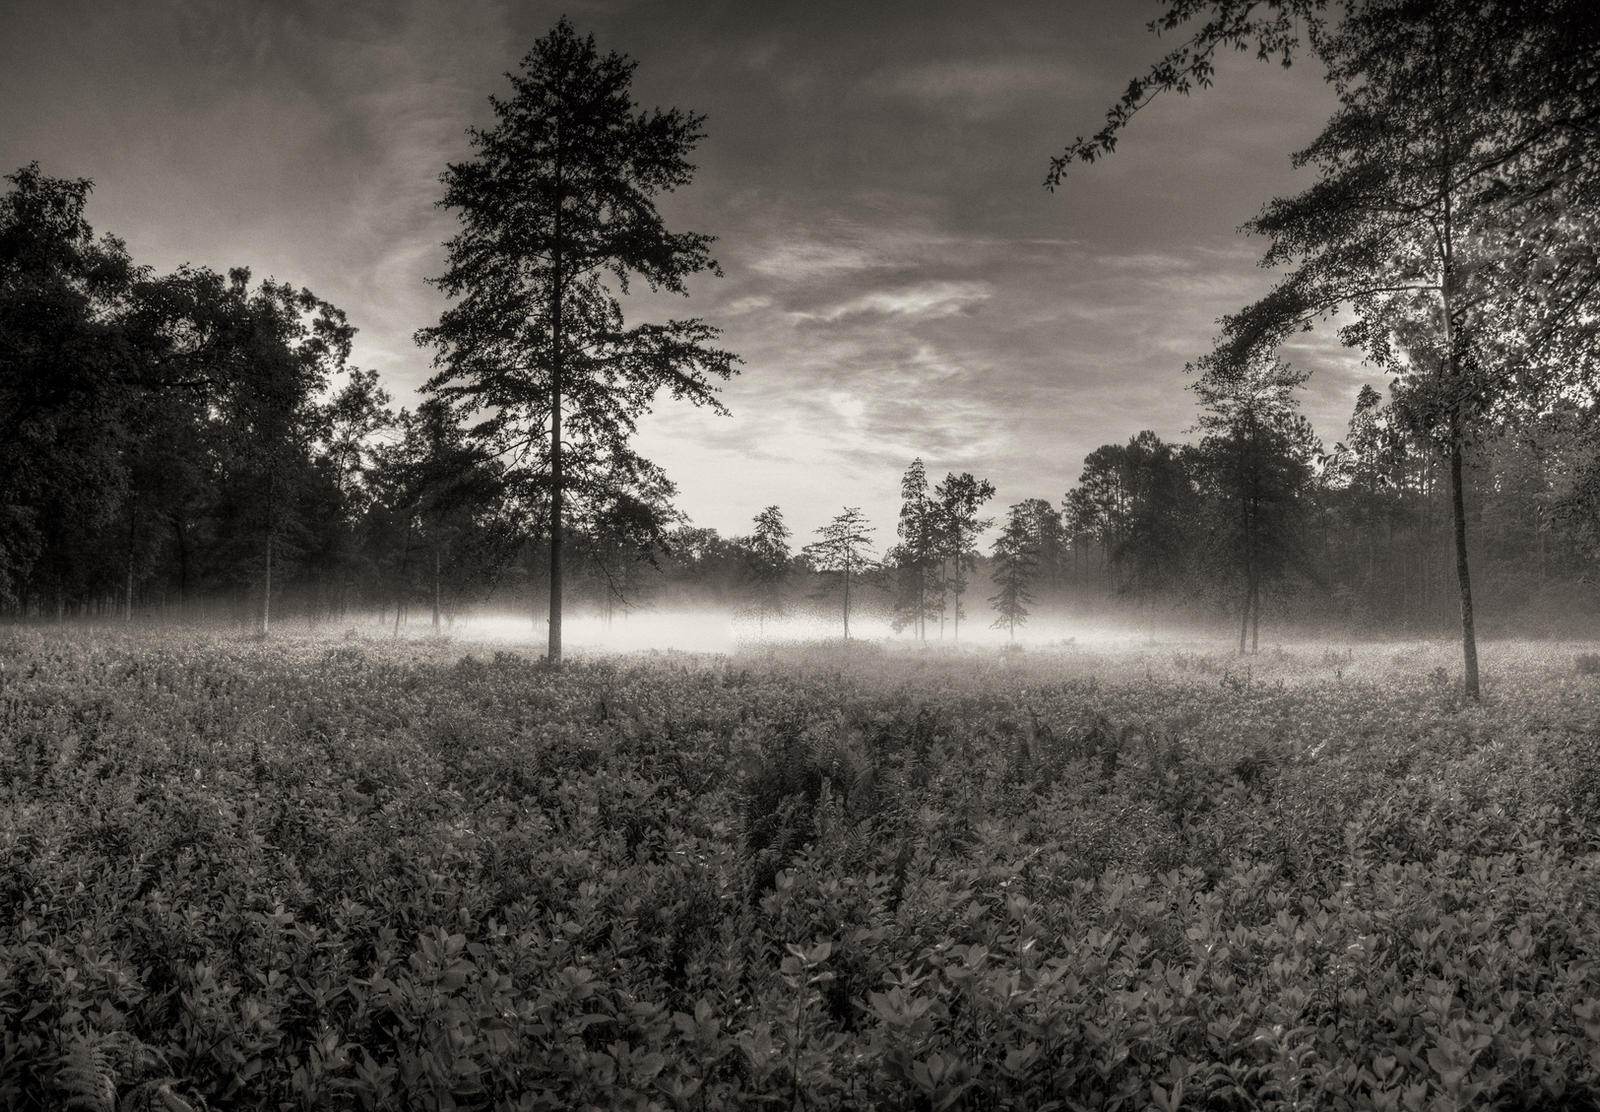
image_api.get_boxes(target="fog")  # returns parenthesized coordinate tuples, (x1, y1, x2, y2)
(452, 606, 1259, 656)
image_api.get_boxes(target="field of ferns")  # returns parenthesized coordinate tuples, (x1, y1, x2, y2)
(6, 627, 1600, 1110)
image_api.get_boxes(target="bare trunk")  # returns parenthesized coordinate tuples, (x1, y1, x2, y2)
(549, 368, 564, 661)
(1238, 576, 1250, 656)
(1450, 439, 1480, 698)
(547, 140, 566, 664)
(1251, 578, 1261, 655)
(432, 546, 441, 630)
(1434, 55, 1479, 699)
(842, 560, 851, 641)
(261, 530, 272, 638)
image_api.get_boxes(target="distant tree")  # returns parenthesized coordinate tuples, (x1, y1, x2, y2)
(1017, 497, 1066, 590)
(576, 479, 678, 624)
(1061, 486, 1100, 584)
(1192, 356, 1318, 653)
(406, 399, 506, 630)
(1067, 445, 1134, 586)
(417, 18, 739, 663)
(205, 268, 353, 636)
(890, 458, 939, 638)
(1111, 431, 1197, 609)
(804, 507, 874, 641)
(745, 504, 792, 633)
(933, 472, 995, 641)
(989, 503, 1039, 639)
(318, 367, 393, 617)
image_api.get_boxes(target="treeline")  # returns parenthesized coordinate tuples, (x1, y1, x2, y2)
(1059, 391, 1600, 644)
(0, 164, 519, 629)
(7, 159, 1600, 644)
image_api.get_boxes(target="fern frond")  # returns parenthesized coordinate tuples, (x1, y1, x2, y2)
(54, 1035, 116, 1112)
(124, 1079, 200, 1112)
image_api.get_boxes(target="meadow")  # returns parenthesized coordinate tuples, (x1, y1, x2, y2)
(4, 627, 1600, 1110)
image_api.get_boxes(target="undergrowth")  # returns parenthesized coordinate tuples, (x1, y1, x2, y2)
(4, 630, 1600, 1108)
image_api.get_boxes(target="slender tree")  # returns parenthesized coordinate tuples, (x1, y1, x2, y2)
(417, 18, 738, 663)
(1018, 497, 1066, 591)
(933, 472, 995, 642)
(805, 507, 874, 641)
(746, 504, 792, 633)
(1049, 0, 1600, 698)
(1192, 356, 1317, 653)
(891, 458, 939, 639)
(989, 503, 1039, 639)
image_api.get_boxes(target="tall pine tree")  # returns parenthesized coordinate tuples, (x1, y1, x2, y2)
(418, 18, 738, 662)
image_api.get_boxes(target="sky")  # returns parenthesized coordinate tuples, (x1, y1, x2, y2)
(0, 0, 1372, 545)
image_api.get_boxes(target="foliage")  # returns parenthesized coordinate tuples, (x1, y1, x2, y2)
(931, 472, 995, 641)
(1050, 0, 1600, 697)
(888, 459, 939, 640)
(1190, 359, 1319, 653)
(415, 17, 739, 662)
(743, 505, 793, 630)
(988, 503, 1038, 638)
(803, 508, 875, 641)
(6, 630, 1600, 1108)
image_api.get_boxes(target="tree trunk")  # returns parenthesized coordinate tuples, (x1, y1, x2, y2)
(262, 530, 272, 638)
(432, 546, 441, 630)
(394, 517, 412, 639)
(842, 560, 851, 641)
(1450, 439, 1481, 698)
(952, 526, 962, 643)
(1238, 575, 1250, 656)
(1435, 85, 1479, 700)
(548, 146, 566, 665)
(1250, 578, 1261, 655)
(171, 518, 190, 606)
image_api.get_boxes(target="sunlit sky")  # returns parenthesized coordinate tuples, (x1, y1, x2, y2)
(0, 0, 1373, 545)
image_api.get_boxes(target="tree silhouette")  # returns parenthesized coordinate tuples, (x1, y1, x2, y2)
(417, 18, 738, 662)
(1192, 356, 1318, 654)
(804, 507, 874, 641)
(933, 472, 995, 641)
(746, 504, 792, 633)
(1050, 0, 1600, 697)
(890, 458, 939, 639)
(989, 503, 1039, 640)
(1111, 432, 1197, 611)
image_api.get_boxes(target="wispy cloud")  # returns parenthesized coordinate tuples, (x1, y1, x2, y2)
(805, 279, 993, 322)
(747, 240, 881, 279)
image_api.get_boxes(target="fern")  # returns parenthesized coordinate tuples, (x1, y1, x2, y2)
(54, 1035, 116, 1112)
(124, 1079, 201, 1112)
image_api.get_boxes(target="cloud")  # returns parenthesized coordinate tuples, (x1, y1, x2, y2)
(722, 294, 774, 315)
(747, 240, 881, 279)
(808, 280, 993, 322)
(0, 0, 1350, 545)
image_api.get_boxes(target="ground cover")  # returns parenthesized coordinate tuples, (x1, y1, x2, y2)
(4, 628, 1600, 1109)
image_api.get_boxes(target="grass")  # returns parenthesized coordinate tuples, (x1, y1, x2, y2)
(4, 626, 1600, 1109)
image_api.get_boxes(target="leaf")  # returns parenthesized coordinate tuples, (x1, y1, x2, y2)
(55, 1035, 116, 1112)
